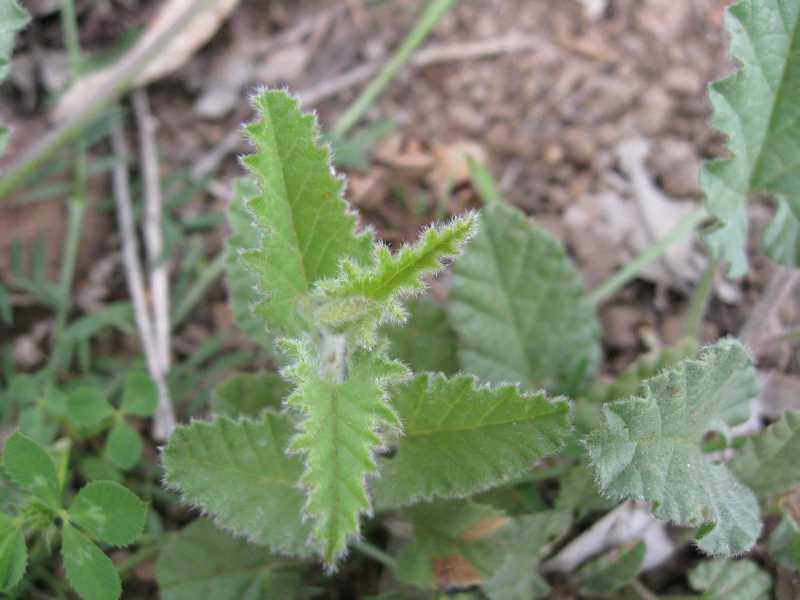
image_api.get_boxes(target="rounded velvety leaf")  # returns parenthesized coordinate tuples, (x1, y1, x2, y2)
(68, 481, 146, 546)
(448, 201, 600, 394)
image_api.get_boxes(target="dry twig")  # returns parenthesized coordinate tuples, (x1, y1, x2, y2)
(133, 91, 170, 369)
(111, 121, 176, 441)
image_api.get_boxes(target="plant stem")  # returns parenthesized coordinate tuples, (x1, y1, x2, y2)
(47, 0, 88, 376)
(332, 0, 457, 137)
(47, 197, 86, 374)
(170, 251, 226, 330)
(59, 0, 81, 75)
(684, 258, 716, 340)
(351, 539, 397, 571)
(588, 206, 708, 306)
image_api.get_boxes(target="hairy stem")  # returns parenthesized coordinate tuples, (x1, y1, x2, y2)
(588, 206, 708, 306)
(320, 332, 348, 383)
(332, 0, 457, 137)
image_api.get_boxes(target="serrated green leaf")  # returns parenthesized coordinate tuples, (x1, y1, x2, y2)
(763, 199, 800, 266)
(120, 371, 158, 417)
(68, 481, 146, 547)
(372, 374, 570, 509)
(156, 519, 304, 600)
(385, 296, 459, 374)
(731, 411, 800, 500)
(3, 432, 60, 508)
(162, 413, 311, 556)
(586, 338, 698, 405)
(576, 540, 646, 595)
(239, 90, 373, 338)
(483, 511, 571, 600)
(210, 372, 290, 418)
(0, 512, 26, 592)
(585, 339, 762, 556)
(315, 214, 477, 345)
(61, 523, 121, 600)
(449, 202, 599, 393)
(281, 339, 408, 564)
(688, 558, 771, 600)
(67, 387, 113, 428)
(701, 0, 800, 275)
(225, 177, 281, 353)
(104, 420, 142, 471)
(395, 500, 510, 590)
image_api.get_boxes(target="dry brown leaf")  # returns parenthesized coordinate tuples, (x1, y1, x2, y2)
(459, 516, 510, 542)
(431, 553, 483, 589)
(53, 0, 240, 121)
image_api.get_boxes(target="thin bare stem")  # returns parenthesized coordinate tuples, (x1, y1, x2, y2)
(111, 120, 175, 440)
(133, 90, 170, 371)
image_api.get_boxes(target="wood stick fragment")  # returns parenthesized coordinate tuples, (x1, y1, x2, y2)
(111, 121, 176, 441)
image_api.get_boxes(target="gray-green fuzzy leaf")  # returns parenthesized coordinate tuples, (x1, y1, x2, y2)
(575, 540, 646, 595)
(210, 372, 291, 418)
(225, 177, 280, 353)
(730, 410, 800, 500)
(395, 500, 510, 590)
(386, 297, 459, 374)
(373, 374, 570, 509)
(483, 511, 571, 600)
(156, 519, 304, 600)
(239, 90, 373, 338)
(585, 339, 762, 556)
(281, 339, 408, 564)
(688, 558, 771, 600)
(701, 0, 800, 275)
(449, 201, 599, 393)
(162, 413, 311, 557)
